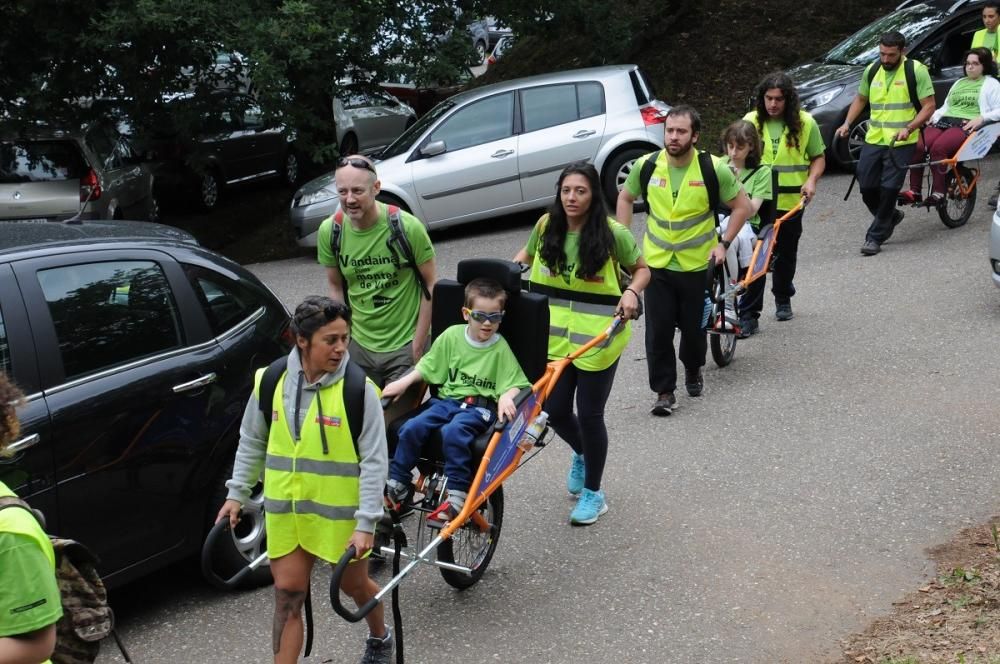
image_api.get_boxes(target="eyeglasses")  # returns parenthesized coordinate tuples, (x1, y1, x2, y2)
(966, 61, 983, 66)
(463, 308, 504, 324)
(336, 157, 377, 174)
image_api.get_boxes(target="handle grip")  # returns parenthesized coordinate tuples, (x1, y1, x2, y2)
(201, 518, 264, 590)
(380, 396, 393, 410)
(329, 546, 380, 622)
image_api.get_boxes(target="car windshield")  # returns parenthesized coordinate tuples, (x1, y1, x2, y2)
(821, 4, 949, 66)
(0, 140, 87, 183)
(378, 97, 458, 160)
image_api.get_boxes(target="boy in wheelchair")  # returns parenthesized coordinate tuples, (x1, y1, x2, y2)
(381, 277, 529, 522)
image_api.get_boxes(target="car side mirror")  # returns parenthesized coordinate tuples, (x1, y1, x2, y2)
(421, 140, 446, 158)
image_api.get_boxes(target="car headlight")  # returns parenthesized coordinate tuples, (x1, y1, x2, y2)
(803, 86, 844, 110)
(295, 188, 336, 207)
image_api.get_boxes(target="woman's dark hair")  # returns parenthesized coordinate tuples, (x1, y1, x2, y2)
(965, 47, 998, 77)
(721, 120, 762, 169)
(753, 71, 803, 151)
(291, 296, 352, 341)
(539, 162, 613, 279)
(0, 374, 24, 455)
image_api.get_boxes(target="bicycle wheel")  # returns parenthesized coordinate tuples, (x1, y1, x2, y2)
(938, 165, 976, 229)
(437, 486, 503, 589)
(708, 265, 737, 368)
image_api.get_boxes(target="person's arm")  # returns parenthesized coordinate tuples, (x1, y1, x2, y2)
(617, 257, 649, 320)
(350, 381, 388, 556)
(382, 367, 424, 401)
(496, 386, 520, 423)
(976, 77, 1000, 124)
(325, 266, 346, 304)
(616, 188, 637, 226)
(218, 378, 271, 525)
(897, 95, 936, 142)
(801, 154, 825, 203)
(712, 188, 752, 266)
(836, 93, 869, 138)
(411, 258, 436, 364)
(0, 624, 57, 664)
(513, 247, 533, 264)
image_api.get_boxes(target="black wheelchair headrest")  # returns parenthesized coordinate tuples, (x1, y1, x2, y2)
(456, 258, 521, 297)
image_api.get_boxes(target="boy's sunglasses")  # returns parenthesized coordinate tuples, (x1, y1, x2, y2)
(463, 308, 504, 324)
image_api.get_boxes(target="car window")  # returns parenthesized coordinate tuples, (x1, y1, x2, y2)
(0, 141, 87, 183)
(913, 15, 983, 70)
(821, 5, 949, 66)
(182, 264, 264, 336)
(242, 104, 264, 130)
(0, 306, 9, 375)
(429, 92, 514, 152)
(37, 261, 183, 380)
(577, 82, 604, 119)
(521, 84, 578, 133)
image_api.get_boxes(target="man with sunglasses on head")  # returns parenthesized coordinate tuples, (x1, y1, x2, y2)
(379, 278, 529, 522)
(317, 155, 436, 420)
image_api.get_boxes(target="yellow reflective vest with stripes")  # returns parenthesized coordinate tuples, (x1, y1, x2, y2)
(865, 57, 926, 146)
(972, 29, 1000, 63)
(642, 151, 718, 272)
(743, 109, 813, 211)
(529, 217, 630, 372)
(257, 369, 360, 562)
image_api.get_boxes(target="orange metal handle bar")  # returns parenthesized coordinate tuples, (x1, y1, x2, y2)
(738, 198, 806, 291)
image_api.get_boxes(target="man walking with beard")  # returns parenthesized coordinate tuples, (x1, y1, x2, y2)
(837, 31, 935, 256)
(617, 105, 752, 416)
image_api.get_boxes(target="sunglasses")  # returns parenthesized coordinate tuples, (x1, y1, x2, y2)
(463, 308, 504, 324)
(336, 157, 377, 174)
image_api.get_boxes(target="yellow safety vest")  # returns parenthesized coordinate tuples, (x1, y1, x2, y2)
(744, 110, 813, 211)
(528, 216, 631, 371)
(642, 151, 718, 272)
(258, 370, 361, 562)
(971, 29, 1000, 62)
(866, 57, 923, 146)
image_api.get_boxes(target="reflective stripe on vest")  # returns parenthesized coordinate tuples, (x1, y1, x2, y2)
(745, 110, 815, 210)
(258, 370, 359, 562)
(528, 217, 631, 371)
(866, 58, 921, 146)
(642, 152, 718, 271)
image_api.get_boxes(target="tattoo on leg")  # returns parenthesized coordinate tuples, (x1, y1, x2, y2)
(272, 588, 306, 654)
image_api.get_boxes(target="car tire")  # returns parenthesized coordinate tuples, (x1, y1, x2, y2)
(283, 151, 299, 187)
(602, 147, 652, 211)
(475, 40, 487, 64)
(340, 133, 359, 157)
(146, 192, 161, 224)
(204, 460, 272, 590)
(375, 193, 410, 214)
(831, 115, 869, 172)
(199, 170, 222, 211)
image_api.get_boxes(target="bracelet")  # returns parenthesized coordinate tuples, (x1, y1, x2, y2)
(624, 287, 640, 299)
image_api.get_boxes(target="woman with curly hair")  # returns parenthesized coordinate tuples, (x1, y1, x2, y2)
(514, 162, 650, 525)
(0, 374, 62, 664)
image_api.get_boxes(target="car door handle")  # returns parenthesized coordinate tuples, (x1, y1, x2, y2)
(173, 373, 218, 393)
(572, 130, 596, 139)
(7, 434, 40, 454)
(491, 149, 514, 158)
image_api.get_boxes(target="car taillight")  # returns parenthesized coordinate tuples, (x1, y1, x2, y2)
(279, 322, 295, 348)
(641, 105, 667, 126)
(80, 168, 102, 202)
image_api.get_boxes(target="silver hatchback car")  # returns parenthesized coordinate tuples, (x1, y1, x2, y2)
(290, 65, 667, 246)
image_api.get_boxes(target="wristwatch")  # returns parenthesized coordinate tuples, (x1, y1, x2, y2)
(721, 239, 732, 250)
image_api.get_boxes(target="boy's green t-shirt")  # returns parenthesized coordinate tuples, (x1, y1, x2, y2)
(416, 324, 529, 401)
(0, 532, 62, 642)
(317, 203, 435, 353)
(525, 216, 641, 283)
(945, 77, 985, 120)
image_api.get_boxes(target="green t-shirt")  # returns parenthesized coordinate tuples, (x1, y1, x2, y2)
(624, 152, 740, 269)
(525, 216, 641, 282)
(945, 76, 985, 120)
(416, 324, 529, 401)
(859, 59, 935, 100)
(982, 31, 998, 52)
(0, 531, 62, 640)
(721, 157, 772, 229)
(317, 203, 435, 353)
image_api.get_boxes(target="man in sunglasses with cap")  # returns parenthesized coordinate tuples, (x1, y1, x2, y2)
(317, 155, 436, 420)
(380, 277, 529, 522)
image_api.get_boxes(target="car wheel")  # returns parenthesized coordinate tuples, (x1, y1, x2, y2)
(204, 461, 272, 590)
(146, 192, 161, 224)
(475, 41, 487, 63)
(340, 133, 359, 157)
(602, 147, 651, 210)
(199, 170, 221, 211)
(284, 151, 299, 187)
(831, 116, 869, 172)
(375, 192, 410, 214)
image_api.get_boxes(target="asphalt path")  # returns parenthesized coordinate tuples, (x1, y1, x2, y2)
(99, 165, 1000, 663)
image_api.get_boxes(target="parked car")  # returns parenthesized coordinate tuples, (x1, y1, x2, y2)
(379, 72, 470, 118)
(466, 18, 490, 63)
(1, 123, 159, 223)
(0, 219, 291, 589)
(482, 15, 513, 50)
(145, 92, 298, 211)
(991, 205, 1000, 288)
(788, 0, 989, 168)
(291, 65, 668, 246)
(334, 89, 416, 156)
(487, 35, 515, 69)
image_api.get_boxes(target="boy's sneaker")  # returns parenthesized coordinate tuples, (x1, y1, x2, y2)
(360, 626, 393, 664)
(737, 317, 758, 339)
(684, 368, 703, 397)
(425, 500, 461, 529)
(570, 488, 608, 526)
(566, 453, 585, 495)
(775, 303, 793, 321)
(384, 480, 414, 516)
(650, 392, 676, 416)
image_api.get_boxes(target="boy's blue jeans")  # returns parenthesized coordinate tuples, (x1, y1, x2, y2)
(389, 397, 496, 492)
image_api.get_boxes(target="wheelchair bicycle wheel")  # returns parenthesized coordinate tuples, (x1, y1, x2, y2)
(938, 164, 976, 229)
(708, 263, 737, 368)
(437, 485, 503, 589)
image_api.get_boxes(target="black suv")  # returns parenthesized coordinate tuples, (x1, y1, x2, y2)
(788, 0, 991, 167)
(0, 220, 290, 588)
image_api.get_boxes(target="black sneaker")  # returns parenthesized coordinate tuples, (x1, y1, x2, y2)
(860, 239, 881, 256)
(650, 392, 676, 416)
(360, 627, 393, 664)
(737, 317, 758, 339)
(384, 480, 414, 516)
(990, 186, 999, 210)
(684, 368, 703, 397)
(775, 303, 793, 322)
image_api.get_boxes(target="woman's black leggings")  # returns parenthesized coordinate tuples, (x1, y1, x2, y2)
(545, 359, 619, 491)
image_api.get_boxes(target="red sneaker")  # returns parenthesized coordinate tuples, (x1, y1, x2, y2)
(898, 190, 922, 205)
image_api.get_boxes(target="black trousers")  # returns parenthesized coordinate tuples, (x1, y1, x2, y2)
(771, 210, 803, 304)
(644, 267, 707, 394)
(857, 142, 917, 243)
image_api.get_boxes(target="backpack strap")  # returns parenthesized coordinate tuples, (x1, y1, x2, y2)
(903, 58, 921, 114)
(698, 150, 720, 215)
(256, 357, 366, 457)
(639, 150, 663, 213)
(329, 211, 350, 305)
(385, 206, 432, 301)
(866, 59, 881, 89)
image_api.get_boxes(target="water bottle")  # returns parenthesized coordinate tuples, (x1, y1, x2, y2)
(517, 411, 548, 451)
(701, 294, 713, 330)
